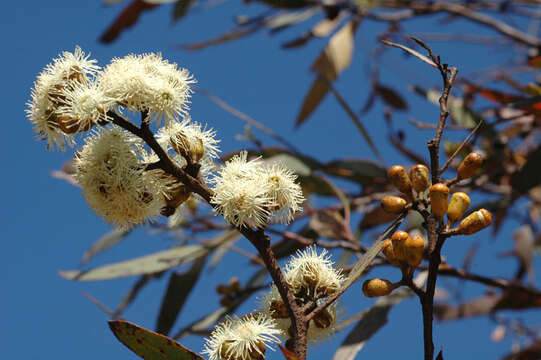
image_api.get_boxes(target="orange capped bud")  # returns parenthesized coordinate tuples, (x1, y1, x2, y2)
(381, 196, 407, 213)
(447, 192, 471, 224)
(453, 209, 492, 235)
(388, 165, 412, 194)
(457, 152, 483, 180)
(391, 230, 409, 261)
(410, 164, 430, 193)
(362, 278, 394, 297)
(404, 235, 424, 268)
(429, 183, 450, 218)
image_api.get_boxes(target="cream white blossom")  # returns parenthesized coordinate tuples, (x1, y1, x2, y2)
(260, 286, 339, 345)
(203, 314, 282, 360)
(211, 152, 272, 228)
(284, 246, 343, 298)
(156, 117, 220, 162)
(26, 46, 100, 150)
(261, 162, 304, 224)
(98, 53, 195, 124)
(74, 126, 168, 227)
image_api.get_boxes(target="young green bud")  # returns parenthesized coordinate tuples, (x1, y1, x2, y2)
(453, 209, 492, 235)
(404, 235, 424, 268)
(387, 165, 412, 194)
(410, 164, 430, 193)
(429, 183, 450, 218)
(362, 278, 394, 297)
(447, 192, 471, 224)
(457, 152, 483, 180)
(381, 196, 407, 213)
(391, 230, 409, 261)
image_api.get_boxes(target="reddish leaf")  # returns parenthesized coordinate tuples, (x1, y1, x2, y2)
(100, 0, 159, 43)
(279, 346, 301, 360)
(108, 320, 204, 359)
(466, 84, 523, 104)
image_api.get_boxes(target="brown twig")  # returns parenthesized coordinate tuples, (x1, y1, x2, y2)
(106, 111, 309, 358)
(439, 119, 483, 175)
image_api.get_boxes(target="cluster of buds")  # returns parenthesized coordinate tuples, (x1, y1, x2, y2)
(382, 153, 492, 236)
(216, 277, 242, 307)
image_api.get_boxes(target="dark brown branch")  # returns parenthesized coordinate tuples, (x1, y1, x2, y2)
(106, 111, 309, 358)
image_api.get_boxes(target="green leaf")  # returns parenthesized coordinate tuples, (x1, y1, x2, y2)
(342, 213, 406, 291)
(265, 153, 312, 176)
(59, 245, 207, 281)
(80, 228, 130, 266)
(512, 145, 541, 193)
(156, 257, 206, 335)
(333, 287, 414, 359)
(108, 320, 204, 359)
(172, 0, 192, 22)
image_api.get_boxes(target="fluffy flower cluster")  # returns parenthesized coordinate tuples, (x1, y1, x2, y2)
(26, 46, 107, 150)
(211, 152, 304, 229)
(260, 247, 343, 344)
(74, 126, 172, 227)
(98, 52, 195, 124)
(202, 314, 281, 360)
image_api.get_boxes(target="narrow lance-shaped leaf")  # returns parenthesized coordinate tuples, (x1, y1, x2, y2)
(100, 0, 159, 43)
(296, 19, 359, 126)
(59, 245, 207, 281)
(156, 256, 206, 335)
(80, 227, 130, 266)
(333, 273, 427, 360)
(109, 320, 204, 360)
(172, 0, 193, 22)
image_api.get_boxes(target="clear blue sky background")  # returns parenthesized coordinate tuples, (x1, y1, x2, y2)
(2, 1, 540, 359)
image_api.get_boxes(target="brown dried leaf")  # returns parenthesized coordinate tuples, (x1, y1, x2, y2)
(296, 20, 359, 126)
(100, 0, 159, 43)
(309, 209, 347, 240)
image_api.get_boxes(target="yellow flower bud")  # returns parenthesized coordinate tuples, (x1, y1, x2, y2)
(457, 152, 483, 180)
(391, 230, 409, 261)
(362, 278, 394, 298)
(453, 209, 492, 235)
(410, 164, 430, 193)
(429, 183, 450, 218)
(381, 196, 407, 213)
(447, 192, 471, 224)
(404, 235, 424, 268)
(387, 165, 412, 194)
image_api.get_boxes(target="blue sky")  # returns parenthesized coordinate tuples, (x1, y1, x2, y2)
(2, 1, 540, 359)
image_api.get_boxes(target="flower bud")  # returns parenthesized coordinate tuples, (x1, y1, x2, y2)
(362, 278, 394, 298)
(404, 235, 424, 268)
(447, 192, 471, 224)
(453, 209, 492, 235)
(381, 196, 407, 213)
(313, 308, 334, 329)
(216, 284, 230, 295)
(269, 300, 289, 319)
(391, 230, 409, 261)
(166, 185, 191, 209)
(429, 183, 450, 218)
(228, 277, 241, 294)
(387, 165, 412, 194)
(410, 164, 430, 193)
(457, 152, 483, 180)
(381, 239, 395, 260)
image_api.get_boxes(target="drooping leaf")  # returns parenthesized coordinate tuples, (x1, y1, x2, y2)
(180, 25, 260, 50)
(114, 273, 165, 317)
(100, 0, 159, 43)
(333, 285, 420, 360)
(80, 228, 130, 266)
(264, 154, 312, 176)
(341, 212, 406, 291)
(208, 230, 241, 270)
(309, 209, 347, 240)
(108, 320, 204, 359)
(172, 0, 193, 22)
(59, 245, 207, 281)
(513, 225, 535, 284)
(374, 84, 408, 110)
(280, 346, 302, 360)
(156, 257, 206, 335)
(381, 39, 438, 68)
(296, 20, 359, 126)
(512, 145, 541, 193)
(323, 158, 387, 185)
